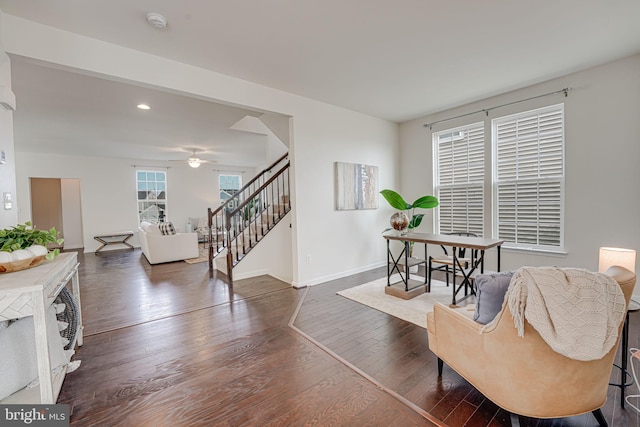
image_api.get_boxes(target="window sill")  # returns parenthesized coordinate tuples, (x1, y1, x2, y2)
(501, 245, 567, 257)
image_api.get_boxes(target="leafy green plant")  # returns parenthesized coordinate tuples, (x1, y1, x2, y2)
(0, 221, 64, 260)
(381, 189, 439, 257)
(380, 189, 439, 231)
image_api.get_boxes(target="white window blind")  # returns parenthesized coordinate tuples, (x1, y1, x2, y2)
(434, 123, 484, 236)
(493, 104, 564, 249)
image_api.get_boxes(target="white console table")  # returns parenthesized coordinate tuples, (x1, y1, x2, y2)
(0, 252, 82, 404)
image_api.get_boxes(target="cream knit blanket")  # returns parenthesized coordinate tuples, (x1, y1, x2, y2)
(505, 267, 626, 361)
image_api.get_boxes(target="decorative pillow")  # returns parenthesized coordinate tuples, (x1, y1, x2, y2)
(473, 271, 515, 324)
(159, 222, 176, 235)
(141, 221, 162, 235)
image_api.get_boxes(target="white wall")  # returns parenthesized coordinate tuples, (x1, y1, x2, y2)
(400, 54, 640, 275)
(291, 106, 398, 286)
(0, 22, 17, 228)
(228, 215, 293, 284)
(2, 14, 399, 286)
(15, 153, 257, 253)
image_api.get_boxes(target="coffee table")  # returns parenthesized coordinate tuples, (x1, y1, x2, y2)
(94, 231, 134, 254)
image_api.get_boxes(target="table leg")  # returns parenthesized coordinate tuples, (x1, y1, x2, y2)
(123, 234, 134, 249)
(497, 245, 501, 272)
(32, 289, 55, 403)
(387, 240, 391, 286)
(386, 240, 406, 285)
(450, 246, 457, 307)
(71, 267, 84, 347)
(609, 311, 633, 407)
(622, 311, 629, 407)
(94, 237, 107, 253)
(404, 241, 410, 291)
(423, 243, 428, 285)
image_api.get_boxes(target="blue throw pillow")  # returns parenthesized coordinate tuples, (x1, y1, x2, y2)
(473, 271, 514, 324)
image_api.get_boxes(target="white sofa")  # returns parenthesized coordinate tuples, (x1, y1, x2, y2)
(138, 221, 199, 264)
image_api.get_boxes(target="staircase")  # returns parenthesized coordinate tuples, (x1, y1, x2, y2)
(207, 153, 291, 284)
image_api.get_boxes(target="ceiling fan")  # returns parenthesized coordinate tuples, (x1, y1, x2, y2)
(170, 149, 216, 168)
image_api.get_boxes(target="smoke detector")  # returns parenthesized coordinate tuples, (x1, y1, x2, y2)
(146, 13, 168, 29)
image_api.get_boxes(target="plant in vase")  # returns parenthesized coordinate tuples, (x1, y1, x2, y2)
(0, 222, 64, 268)
(380, 189, 438, 268)
(380, 189, 439, 235)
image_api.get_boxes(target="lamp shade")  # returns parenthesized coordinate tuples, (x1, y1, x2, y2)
(599, 247, 636, 273)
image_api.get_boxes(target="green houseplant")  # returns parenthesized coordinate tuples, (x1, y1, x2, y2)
(0, 221, 64, 261)
(380, 189, 439, 233)
(381, 189, 438, 264)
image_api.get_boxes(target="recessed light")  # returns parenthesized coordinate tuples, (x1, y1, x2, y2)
(137, 104, 151, 110)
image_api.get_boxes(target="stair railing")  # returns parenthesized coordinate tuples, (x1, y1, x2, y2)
(207, 153, 291, 282)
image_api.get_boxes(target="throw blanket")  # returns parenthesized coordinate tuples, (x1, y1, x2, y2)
(506, 267, 626, 361)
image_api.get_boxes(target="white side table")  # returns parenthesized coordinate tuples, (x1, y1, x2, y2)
(611, 299, 640, 407)
(0, 253, 82, 404)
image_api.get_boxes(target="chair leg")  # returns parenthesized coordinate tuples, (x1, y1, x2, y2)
(445, 266, 449, 287)
(427, 257, 432, 292)
(437, 357, 443, 376)
(592, 409, 607, 427)
(509, 413, 520, 427)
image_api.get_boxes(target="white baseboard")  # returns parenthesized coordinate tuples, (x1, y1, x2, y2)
(292, 261, 386, 288)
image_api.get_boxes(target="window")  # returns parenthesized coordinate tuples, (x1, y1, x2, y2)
(493, 104, 564, 250)
(136, 170, 167, 223)
(433, 123, 485, 236)
(219, 174, 242, 206)
(432, 104, 565, 252)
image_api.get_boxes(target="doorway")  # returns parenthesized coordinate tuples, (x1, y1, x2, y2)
(30, 178, 84, 250)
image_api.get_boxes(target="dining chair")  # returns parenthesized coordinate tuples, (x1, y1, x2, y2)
(427, 231, 478, 291)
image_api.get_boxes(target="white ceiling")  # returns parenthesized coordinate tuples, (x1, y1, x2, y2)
(1, 0, 639, 163)
(9, 57, 273, 167)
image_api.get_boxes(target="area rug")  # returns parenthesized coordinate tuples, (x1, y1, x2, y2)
(184, 243, 208, 264)
(337, 275, 474, 329)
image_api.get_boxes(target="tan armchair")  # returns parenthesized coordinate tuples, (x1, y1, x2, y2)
(426, 266, 636, 426)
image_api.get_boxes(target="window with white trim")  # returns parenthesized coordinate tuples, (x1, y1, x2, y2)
(433, 123, 485, 236)
(219, 174, 242, 208)
(136, 170, 167, 223)
(492, 104, 564, 250)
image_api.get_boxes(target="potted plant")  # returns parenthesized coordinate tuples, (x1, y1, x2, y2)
(381, 190, 438, 272)
(380, 189, 439, 234)
(0, 222, 64, 273)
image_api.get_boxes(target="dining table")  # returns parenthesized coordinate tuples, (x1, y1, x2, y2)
(383, 231, 504, 306)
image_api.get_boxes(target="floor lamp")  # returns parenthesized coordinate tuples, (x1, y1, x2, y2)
(599, 246, 638, 408)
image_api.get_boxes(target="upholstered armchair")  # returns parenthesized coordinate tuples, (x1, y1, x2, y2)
(426, 266, 636, 426)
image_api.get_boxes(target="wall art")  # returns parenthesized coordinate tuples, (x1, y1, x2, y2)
(335, 161, 378, 210)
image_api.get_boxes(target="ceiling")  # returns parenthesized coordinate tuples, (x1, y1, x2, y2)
(8, 57, 273, 167)
(1, 0, 639, 163)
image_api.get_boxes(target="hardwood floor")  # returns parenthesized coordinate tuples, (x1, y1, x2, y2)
(59, 249, 640, 426)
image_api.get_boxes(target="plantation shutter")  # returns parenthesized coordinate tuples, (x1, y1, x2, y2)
(434, 123, 484, 236)
(493, 105, 564, 249)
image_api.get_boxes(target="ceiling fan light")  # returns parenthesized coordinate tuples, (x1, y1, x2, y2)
(188, 157, 202, 168)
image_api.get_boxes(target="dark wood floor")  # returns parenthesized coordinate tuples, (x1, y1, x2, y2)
(58, 249, 640, 426)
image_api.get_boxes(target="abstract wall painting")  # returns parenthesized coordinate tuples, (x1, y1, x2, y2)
(335, 162, 379, 210)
